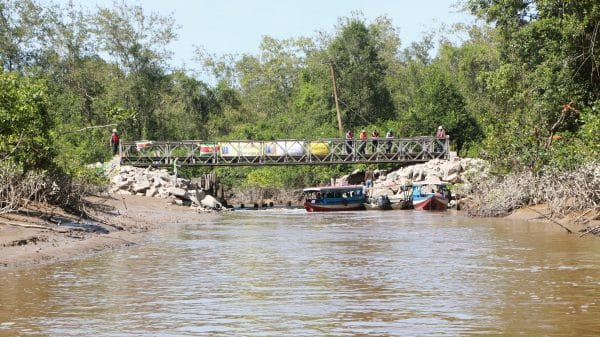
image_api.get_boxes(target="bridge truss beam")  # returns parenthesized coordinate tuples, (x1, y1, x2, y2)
(119, 137, 449, 167)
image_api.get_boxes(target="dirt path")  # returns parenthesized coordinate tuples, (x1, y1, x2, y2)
(0, 194, 218, 271)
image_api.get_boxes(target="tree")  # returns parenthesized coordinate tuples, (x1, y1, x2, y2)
(407, 66, 482, 153)
(0, 70, 53, 171)
(0, 0, 56, 71)
(93, 1, 177, 139)
(466, 0, 600, 170)
(327, 15, 395, 128)
(154, 71, 217, 140)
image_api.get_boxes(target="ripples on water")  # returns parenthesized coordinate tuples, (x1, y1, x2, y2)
(1, 209, 599, 336)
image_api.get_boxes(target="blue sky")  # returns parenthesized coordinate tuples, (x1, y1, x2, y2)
(56, 0, 474, 67)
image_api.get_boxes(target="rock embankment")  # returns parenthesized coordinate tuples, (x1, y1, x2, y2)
(339, 157, 489, 207)
(109, 166, 224, 212)
(384, 157, 487, 184)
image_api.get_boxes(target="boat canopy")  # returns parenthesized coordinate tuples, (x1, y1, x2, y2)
(303, 185, 364, 193)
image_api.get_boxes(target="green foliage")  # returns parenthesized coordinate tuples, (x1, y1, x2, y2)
(577, 103, 600, 156)
(154, 71, 217, 140)
(327, 16, 395, 128)
(466, 0, 600, 171)
(405, 66, 483, 153)
(0, 70, 54, 171)
(92, 1, 176, 140)
(243, 166, 348, 189)
(0, 0, 53, 71)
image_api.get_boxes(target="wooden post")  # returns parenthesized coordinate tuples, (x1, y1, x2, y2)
(329, 63, 344, 138)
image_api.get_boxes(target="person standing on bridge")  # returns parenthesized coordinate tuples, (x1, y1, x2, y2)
(385, 129, 394, 153)
(110, 128, 120, 156)
(435, 125, 446, 153)
(371, 129, 380, 153)
(345, 130, 354, 154)
(358, 130, 368, 154)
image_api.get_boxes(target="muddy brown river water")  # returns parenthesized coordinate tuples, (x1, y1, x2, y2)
(1, 209, 599, 336)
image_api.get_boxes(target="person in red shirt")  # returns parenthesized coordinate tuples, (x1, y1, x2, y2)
(345, 130, 354, 154)
(436, 125, 446, 139)
(110, 129, 120, 156)
(358, 130, 368, 154)
(371, 129, 380, 153)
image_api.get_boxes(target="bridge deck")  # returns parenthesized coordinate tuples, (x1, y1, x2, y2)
(119, 137, 449, 167)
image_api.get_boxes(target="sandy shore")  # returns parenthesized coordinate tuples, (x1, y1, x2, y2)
(1, 195, 598, 272)
(503, 204, 599, 235)
(0, 194, 219, 271)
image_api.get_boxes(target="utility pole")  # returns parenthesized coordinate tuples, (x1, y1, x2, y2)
(328, 63, 344, 138)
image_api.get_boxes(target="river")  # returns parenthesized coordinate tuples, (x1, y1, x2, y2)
(1, 209, 599, 336)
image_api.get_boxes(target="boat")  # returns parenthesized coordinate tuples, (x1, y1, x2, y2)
(303, 185, 366, 212)
(411, 180, 451, 210)
(388, 196, 413, 210)
(364, 195, 392, 210)
(388, 184, 413, 210)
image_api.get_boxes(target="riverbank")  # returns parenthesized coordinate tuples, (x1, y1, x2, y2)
(504, 204, 600, 235)
(0, 194, 218, 271)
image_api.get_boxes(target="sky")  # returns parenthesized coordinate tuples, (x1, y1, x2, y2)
(55, 0, 474, 69)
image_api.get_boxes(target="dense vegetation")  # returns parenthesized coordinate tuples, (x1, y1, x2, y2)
(0, 0, 598, 208)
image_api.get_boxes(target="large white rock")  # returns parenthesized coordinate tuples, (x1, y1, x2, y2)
(398, 166, 413, 179)
(119, 166, 133, 174)
(113, 177, 131, 189)
(396, 177, 412, 187)
(111, 175, 124, 184)
(443, 172, 461, 184)
(145, 186, 157, 197)
(158, 172, 173, 183)
(186, 189, 206, 205)
(424, 174, 442, 182)
(443, 161, 463, 176)
(168, 187, 187, 198)
(412, 168, 424, 181)
(132, 180, 151, 193)
(371, 187, 394, 197)
(158, 188, 170, 198)
(201, 195, 222, 209)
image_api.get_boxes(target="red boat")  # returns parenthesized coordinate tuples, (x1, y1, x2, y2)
(411, 181, 451, 211)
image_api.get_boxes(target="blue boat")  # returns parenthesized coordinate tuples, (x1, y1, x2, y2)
(303, 185, 366, 212)
(412, 181, 451, 211)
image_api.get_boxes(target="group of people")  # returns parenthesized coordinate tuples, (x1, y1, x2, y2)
(345, 125, 447, 155)
(344, 129, 394, 155)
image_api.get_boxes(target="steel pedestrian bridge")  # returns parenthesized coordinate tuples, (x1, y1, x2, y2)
(119, 137, 449, 167)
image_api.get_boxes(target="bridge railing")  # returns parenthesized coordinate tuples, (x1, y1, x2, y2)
(119, 137, 449, 167)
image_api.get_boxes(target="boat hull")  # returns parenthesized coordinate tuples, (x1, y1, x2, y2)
(390, 200, 413, 210)
(304, 202, 365, 212)
(413, 195, 448, 211)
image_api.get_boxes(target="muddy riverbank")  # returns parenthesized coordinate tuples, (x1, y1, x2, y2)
(0, 194, 219, 271)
